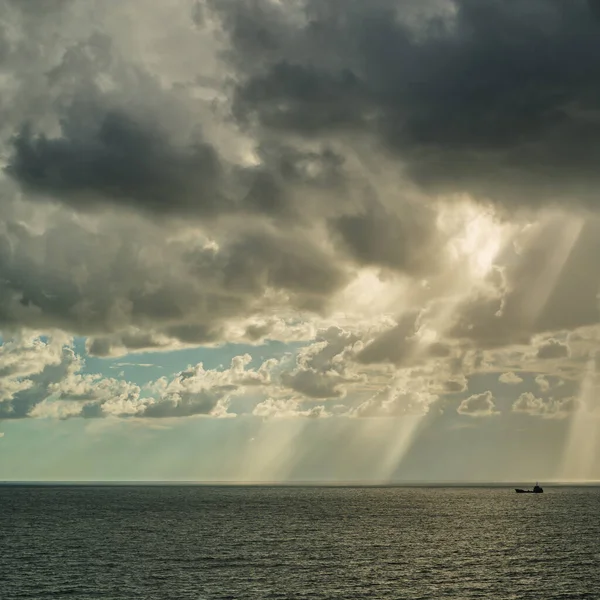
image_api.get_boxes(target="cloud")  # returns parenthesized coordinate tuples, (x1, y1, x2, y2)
(0, 333, 280, 420)
(457, 391, 499, 418)
(0, 6, 357, 352)
(354, 386, 438, 418)
(512, 392, 578, 419)
(252, 398, 329, 419)
(535, 375, 551, 393)
(328, 199, 442, 274)
(536, 339, 570, 359)
(215, 0, 600, 209)
(2, 0, 600, 436)
(443, 375, 468, 393)
(499, 372, 523, 385)
(111, 354, 276, 419)
(7, 107, 227, 217)
(0, 203, 348, 351)
(279, 326, 362, 398)
(2, 0, 597, 362)
(446, 215, 600, 347)
(0, 332, 69, 380)
(0, 339, 82, 419)
(355, 311, 421, 366)
(7, 101, 348, 223)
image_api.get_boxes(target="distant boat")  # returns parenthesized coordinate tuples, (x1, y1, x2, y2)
(515, 482, 543, 494)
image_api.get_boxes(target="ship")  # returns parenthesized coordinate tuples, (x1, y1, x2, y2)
(515, 482, 543, 493)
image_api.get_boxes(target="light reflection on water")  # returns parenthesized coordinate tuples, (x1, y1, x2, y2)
(2, 485, 600, 599)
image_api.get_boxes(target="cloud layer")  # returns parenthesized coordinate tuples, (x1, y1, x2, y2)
(1, 1, 600, 423)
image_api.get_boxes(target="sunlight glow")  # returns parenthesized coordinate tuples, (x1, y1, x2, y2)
(366, 415, 427, 481)
(235, 418, 310, 482)
(520, 215, 584, 326)
(559, 358, 600, 481)
(336, 269, 406, 319)
(441, 200, 508, 280)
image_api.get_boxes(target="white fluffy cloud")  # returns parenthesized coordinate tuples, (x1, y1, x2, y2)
(512, 392, 578, 419)
(0, 333, 283, 420)
(252, 398, 329, 419)
(457, 391, 499, 418)
(353, 387, 438, 418)
(499, 372, 523, 385)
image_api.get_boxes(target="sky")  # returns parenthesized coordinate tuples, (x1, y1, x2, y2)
(1, 0, 600, 483)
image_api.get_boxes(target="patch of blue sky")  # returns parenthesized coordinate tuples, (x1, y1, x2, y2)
(75, 338, 306, 386)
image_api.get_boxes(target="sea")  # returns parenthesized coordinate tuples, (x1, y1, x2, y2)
(2, 485, 600, 599)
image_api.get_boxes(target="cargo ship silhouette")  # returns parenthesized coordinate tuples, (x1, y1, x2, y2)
(515, 482, 543, 493)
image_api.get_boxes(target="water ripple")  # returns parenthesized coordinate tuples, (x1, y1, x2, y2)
(2, 486, 600, 599)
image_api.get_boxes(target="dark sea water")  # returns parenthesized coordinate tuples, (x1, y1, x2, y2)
(2, 486, 600, 599)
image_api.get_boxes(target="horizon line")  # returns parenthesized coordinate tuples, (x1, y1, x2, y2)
(2, 480, 600, 487)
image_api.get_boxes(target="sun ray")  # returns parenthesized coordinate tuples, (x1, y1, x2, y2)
(370, 415, 429, 481)
(235, 417, 310, 483)
(520, 215, 585, 326)
(558, 358, 600, 482)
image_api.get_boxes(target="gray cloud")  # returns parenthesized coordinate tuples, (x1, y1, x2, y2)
(280, 327, 361, 398)
(0, 199, 347, 351)
(7, 104, 348, 223)
(7, 109, 227, 217)
(215, 0, 600, 208)
(141, 385, 233, 419)
(2, 0, 600, 395)
(537, 339, 570, 359)
(281, 368, 348, 399)
(448, 217, 600, 347)
(1, 19, 349, 227)
(355, 312, 421, 365)
(0, 1, 450, 349)
(329, 198, 441, 273)
(444, 376, 468, 393)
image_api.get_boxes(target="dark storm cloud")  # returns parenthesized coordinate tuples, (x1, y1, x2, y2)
(537, 339, 570, 359)
(7, 105, 350, 220)
(233, 62, 369, 134)
(0, 205, 347, 351)
(2, 21, 349, 224)
(7, 110, 227, 216)
(329, 199, 440, 273)
(6, 111, 352, 226)
(235, 142, 346, 219)
(589, 0, 600, 20)
(7, 0, 600, 364)
(187, 228, 348, 302)
(214, 0, 600, 207)
(1, 28, 231, 218)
